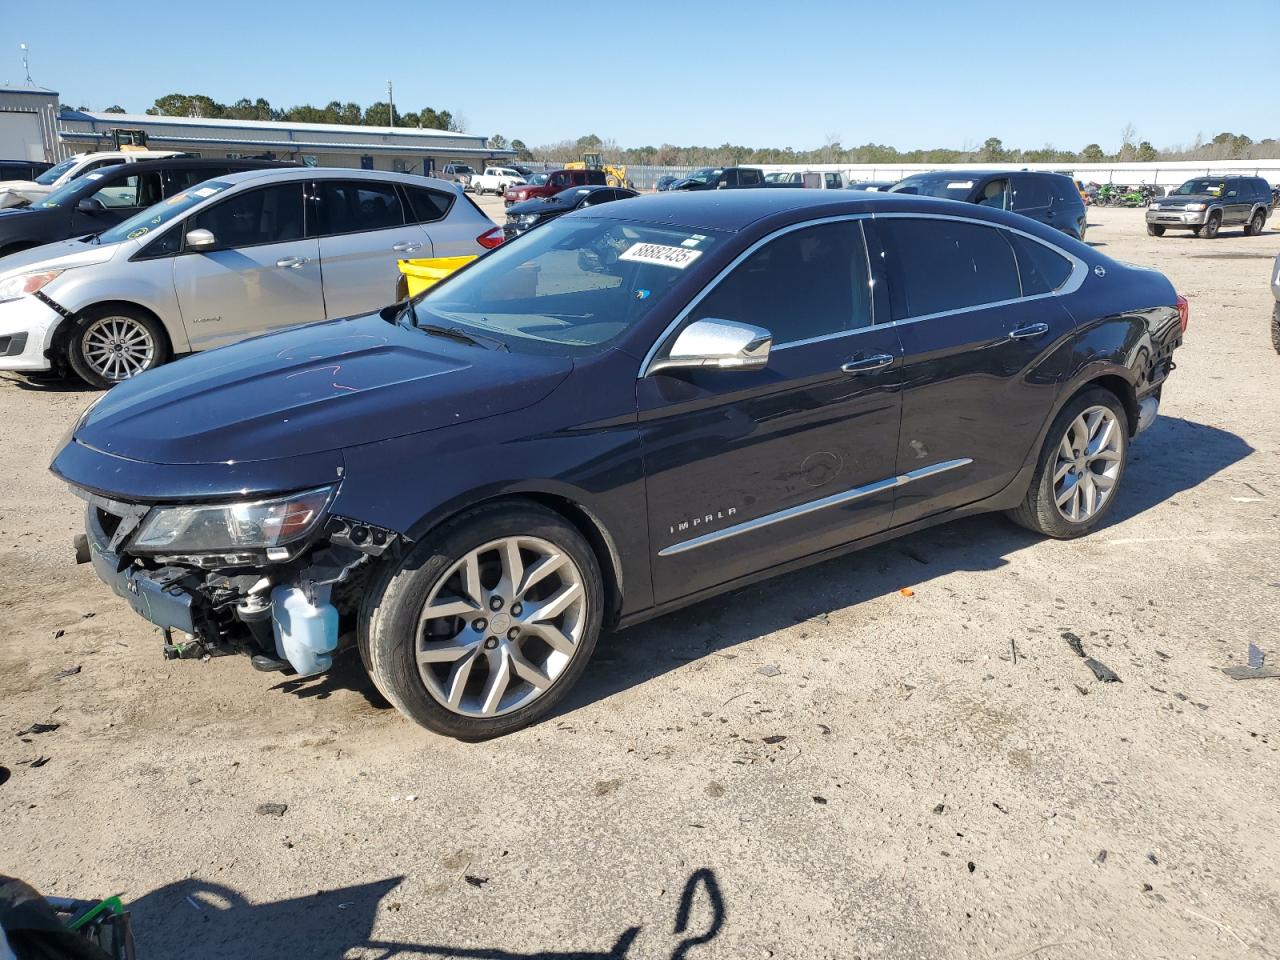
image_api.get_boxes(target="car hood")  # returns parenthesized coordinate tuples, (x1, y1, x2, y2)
(72, 312, 574, 466)
(0, 236, 125, 276)
(506, 197, 571, 217)
(1156, 194, 1219, 205)
(0, 182, 50, 208)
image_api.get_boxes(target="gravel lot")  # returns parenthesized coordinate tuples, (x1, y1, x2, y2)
(1, 203, 1277, 960)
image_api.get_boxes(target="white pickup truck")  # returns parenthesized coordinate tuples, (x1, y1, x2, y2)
(470, 166, 526, 196)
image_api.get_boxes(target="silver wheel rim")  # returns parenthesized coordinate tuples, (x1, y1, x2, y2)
(82, 316, 155, 381)
(1053, 405, 1123, 523)
(416, 535, 586, 718)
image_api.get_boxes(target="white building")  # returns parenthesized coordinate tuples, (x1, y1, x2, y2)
(56, 110, 512, 175)
(0, 84, 66, 163)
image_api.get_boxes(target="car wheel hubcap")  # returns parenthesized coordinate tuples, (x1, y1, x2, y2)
(1053, 405, 1123, 523)
(82, 316, 154, 381)
(415, 535, 586, 718)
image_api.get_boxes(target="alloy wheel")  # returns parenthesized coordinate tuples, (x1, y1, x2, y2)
(415, 535, 587, 718)
(1052, 405, 1124, 523)
(81, 315, 156, 381)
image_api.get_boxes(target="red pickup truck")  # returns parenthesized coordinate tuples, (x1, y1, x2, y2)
(504, 168, 607, 206)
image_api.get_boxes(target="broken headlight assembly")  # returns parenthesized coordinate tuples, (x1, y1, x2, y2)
(0, 268, 63, 304)
(130, 486, 334, 561)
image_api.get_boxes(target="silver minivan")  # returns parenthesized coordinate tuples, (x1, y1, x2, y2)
(0, 168, 499, 387)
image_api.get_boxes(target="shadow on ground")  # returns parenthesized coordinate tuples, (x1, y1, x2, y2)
(126, 868, 725, 959)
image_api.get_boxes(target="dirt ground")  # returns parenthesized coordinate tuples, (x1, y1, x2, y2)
(1, 203, 1278, 960)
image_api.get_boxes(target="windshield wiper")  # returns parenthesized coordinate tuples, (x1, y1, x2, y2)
(414, 323, 504, 353)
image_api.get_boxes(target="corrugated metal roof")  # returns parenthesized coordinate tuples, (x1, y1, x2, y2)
(59, 130, 513, 157)
(0, 84, 58, 95)
(61, 110, 483, 143)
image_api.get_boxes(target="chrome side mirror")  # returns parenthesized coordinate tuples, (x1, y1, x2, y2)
(648, 318, 772, 375)
(185, 228, 216, 250)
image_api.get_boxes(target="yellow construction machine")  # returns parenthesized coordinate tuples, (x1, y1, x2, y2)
(563, 152, 631, 188)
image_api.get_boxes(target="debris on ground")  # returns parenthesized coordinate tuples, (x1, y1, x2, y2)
(464, 875, 489, 888)
(1248, 643, 1265, 669)
(23, 757, 49, 768)
(812, 796, 828, 805)
(933, 803, 946, 814)
(0, 767, 9, 787)
(52, 629, 64, 639)
(967, 861, 976, 873)
(1061, 631, 1121, 682)
(52, 665, 81, 680)
(757, 664, 782, 678)
(1094, 850, 1108, 865)
(15, 722, 59, 737)
(255, 802, 288, 817)
(762, 735, 787, 745)
(1222, 644, 1279, 680)
(899, 588, 915, 598)
(992, 802, 1009, 814)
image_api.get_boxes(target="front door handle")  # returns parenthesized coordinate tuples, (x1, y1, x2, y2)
(840, 353, 894, 374)
(1009, 322, 1050, 340)
(392, 241, 423, 253)
(276, 256, 310, 269)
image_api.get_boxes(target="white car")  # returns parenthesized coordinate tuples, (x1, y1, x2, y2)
(0, 168, 501, 388)
(0, 151, 186, 209)
(471, 167, 526, 196)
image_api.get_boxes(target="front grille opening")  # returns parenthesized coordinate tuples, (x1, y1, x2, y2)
(96, 507, 122, 540)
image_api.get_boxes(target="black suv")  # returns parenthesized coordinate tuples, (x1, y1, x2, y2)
(889, 170, 1088, 240)
(1146, 175, 1272, 239)
(0, 157, 293, 258)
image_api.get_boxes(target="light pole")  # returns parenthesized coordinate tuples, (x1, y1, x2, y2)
(387, 80, 395, 127)
(19, 43, 32, 84)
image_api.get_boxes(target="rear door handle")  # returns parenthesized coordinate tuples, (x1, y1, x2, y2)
(1009, 322, 1050, 340)
(840, 353, 894, 374)
(275, 256, 310, 269)
(392, 241, 423, 253)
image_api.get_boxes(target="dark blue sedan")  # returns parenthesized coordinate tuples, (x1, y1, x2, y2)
(52, 190, 1186, 738)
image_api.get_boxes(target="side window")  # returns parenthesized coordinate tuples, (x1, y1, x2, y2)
(976, 178, 1009, 209)
(138, 227, 182, 259)
(549, 173, 568, 189)
(825, 172, 841, 189)
(1225, 179, 1239, 199)
(164, 167, 230, 195)
(688, 220, 872, 346)
(1011, 176, 1053, 211)
(878, 218, 1021, 320)
(91, 172, 163, 209)
(402, 185, 454, 223)
(74, 159, 116, 179)
(188, 183, 305, 249)
(738, 169, 762, 186)
(312, 180, 406, 236)
(1007, 232, 1074, 296)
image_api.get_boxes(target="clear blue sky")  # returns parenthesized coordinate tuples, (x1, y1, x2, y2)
(4, 0, 1276, 152)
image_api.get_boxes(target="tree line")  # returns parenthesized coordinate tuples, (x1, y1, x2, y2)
(496, 130, 1278, 166)
(88, 93, 467, 133)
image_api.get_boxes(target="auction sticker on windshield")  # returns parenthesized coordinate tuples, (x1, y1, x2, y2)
(619, 242, 703, 270)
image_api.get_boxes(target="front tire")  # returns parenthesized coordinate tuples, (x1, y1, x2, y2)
(1201, 213, 1221, 239)
(1147, 223, 1165, 237)
(1244, 210, 1265, 236)
(1009, 388, 1129, 539)
(67, 305, 169, 389)
(359, 502, 604, 740)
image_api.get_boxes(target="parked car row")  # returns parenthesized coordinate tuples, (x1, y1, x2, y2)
(0, 166, 498, 386)
(48, 187, 1187, 737)
(0, 150, 190, 209)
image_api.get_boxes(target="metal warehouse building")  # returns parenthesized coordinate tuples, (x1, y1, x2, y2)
(56, 110, 513, 175)
(0, 85, 67, 163)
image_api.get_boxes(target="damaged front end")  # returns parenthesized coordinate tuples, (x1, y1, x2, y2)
(73, 485, 402, 676)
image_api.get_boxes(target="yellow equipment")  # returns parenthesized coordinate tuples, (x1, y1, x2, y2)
(396, 255, 476, 299)
(564, 152, 630, 188)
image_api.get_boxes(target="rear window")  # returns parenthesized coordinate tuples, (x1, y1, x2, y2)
(403, 184, 455, 223)
(1008, 232, 1074, 295)
(889, 175, 975, 201)
(877, 218, 1021, 320)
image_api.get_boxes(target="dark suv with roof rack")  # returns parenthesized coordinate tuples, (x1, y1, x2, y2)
(1146, 175, 1272, 239)
(0, 157, 292, 259)
(889, 170, 1087, 241)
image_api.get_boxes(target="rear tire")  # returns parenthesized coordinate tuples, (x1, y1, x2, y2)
(1244, 210, 1265, 236)
(358, 501, 604, 740)
(67, 304, 170, 390)
(1201, 213, 1221, 239)
(1146, 224, 1165, 237)
(1008, 387, 1129, 539)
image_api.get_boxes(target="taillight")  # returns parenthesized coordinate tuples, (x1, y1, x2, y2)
(1176, 294, 1189, 332)
(476, 227, 504, 250)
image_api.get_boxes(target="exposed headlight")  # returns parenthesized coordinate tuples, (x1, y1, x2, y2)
(0, 269, 63, 305)
(519, 213, 539, 225)
(1183, 203, 1206, 212)
(132, 486, 334, 556)
(1148, 203, 1161, 210)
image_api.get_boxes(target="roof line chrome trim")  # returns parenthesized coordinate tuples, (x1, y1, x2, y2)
(657, 457, 973, 557)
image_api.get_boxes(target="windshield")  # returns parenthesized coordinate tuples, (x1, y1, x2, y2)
(684, 168, 724, 185)
(554, 186, 595, 203)
(34, 157, 80, 185)
(526, 173, 548, 186)
(97, 181, 232, 245)
(415, 217, 726, 357)
(1172, 178, 1227, 196)
(35, 172, 112, 209)
(889, 175, 976, 200)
